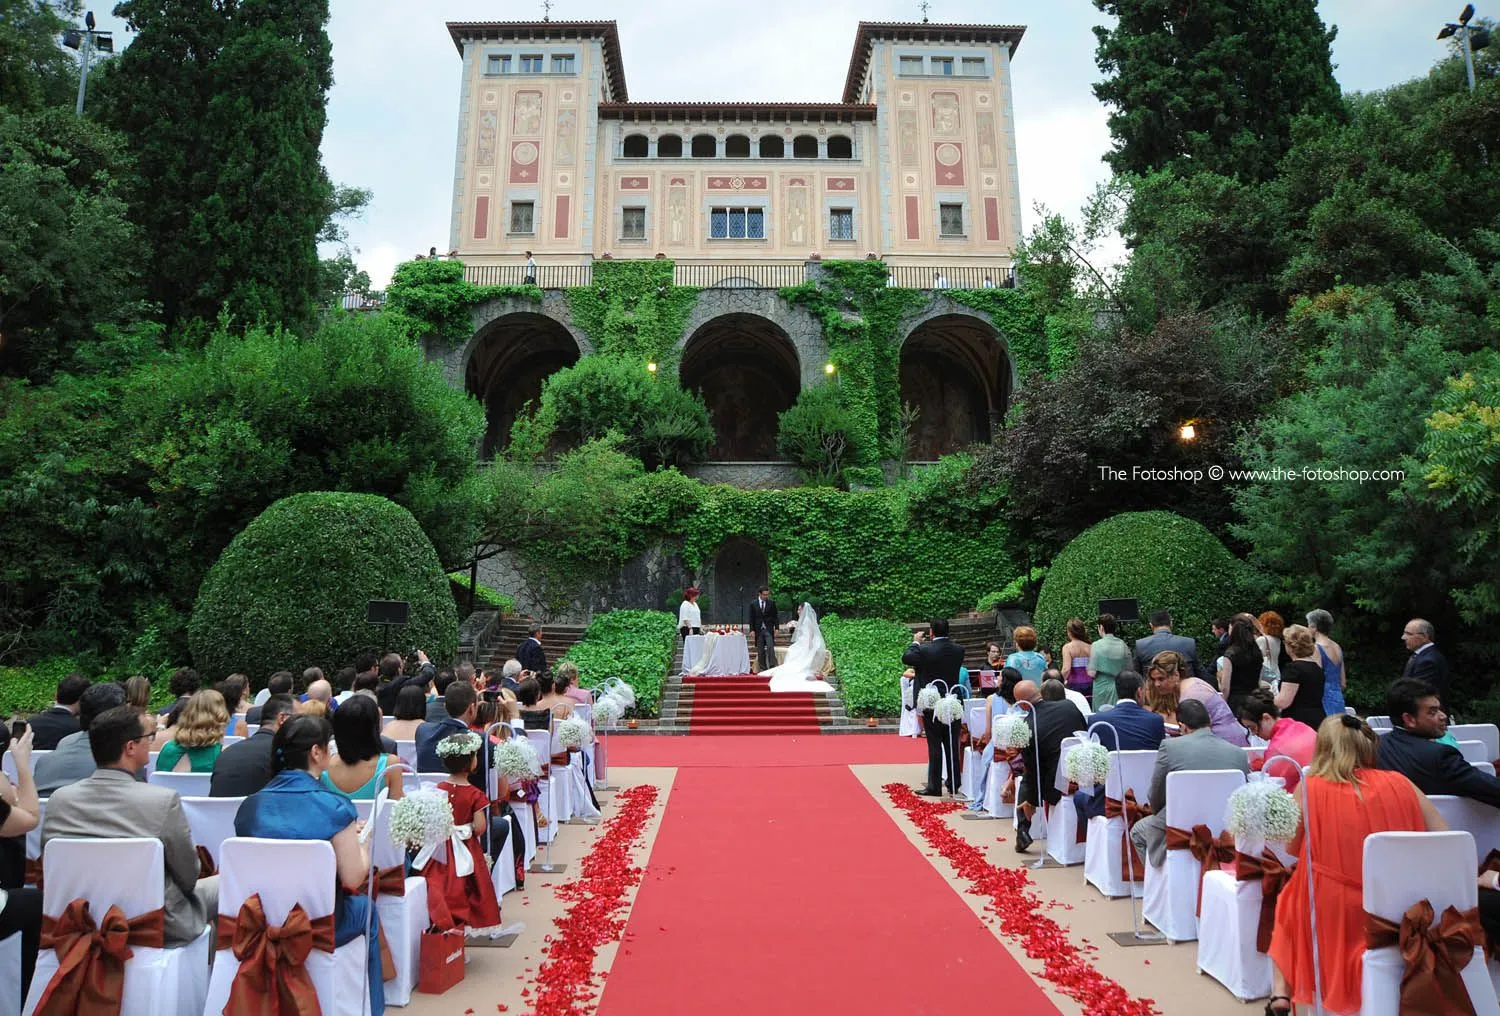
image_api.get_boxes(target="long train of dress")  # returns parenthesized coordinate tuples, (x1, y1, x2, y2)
(762, 602, 835, 694)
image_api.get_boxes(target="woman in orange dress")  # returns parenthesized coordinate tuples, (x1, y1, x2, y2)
(1266, 714, 1448, 1015)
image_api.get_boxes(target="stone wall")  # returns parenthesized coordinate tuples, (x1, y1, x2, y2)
(682, 461, 804, 490)
(478, 543, 684, 624)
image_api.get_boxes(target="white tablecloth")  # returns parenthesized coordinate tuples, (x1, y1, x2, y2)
(682, 632, 752, 676)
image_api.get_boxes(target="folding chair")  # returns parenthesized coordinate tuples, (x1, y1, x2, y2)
(181, 795, 243, 867)
(1141, 769, 1246, 942)
(1083, 749, 1157, 898)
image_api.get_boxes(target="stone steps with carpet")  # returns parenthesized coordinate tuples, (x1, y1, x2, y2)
(483, 619, 589, 674)
(680, 675, 824, 735)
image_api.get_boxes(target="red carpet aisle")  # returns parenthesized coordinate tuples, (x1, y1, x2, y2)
(595, 750, 1061, 1016)
(683, 674, 821, 735)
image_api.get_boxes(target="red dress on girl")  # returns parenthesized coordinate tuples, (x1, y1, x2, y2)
(423, 780, 503, 929)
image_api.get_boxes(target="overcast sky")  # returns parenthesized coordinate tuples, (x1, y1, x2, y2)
(86, 0, 1455, 287)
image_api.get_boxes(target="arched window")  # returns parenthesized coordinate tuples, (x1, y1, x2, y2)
(725, 134, 751, 158)
(759, 135, 784, 158)
(691, 134, 717, 158)
(622, 134, 648, 158)
(827, 135, 853, 159)
(657, 134, 683, 158)
(792, 134, 818, 159)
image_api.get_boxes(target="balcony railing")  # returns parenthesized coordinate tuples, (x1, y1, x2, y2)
(465, 263, 594, 288)
(885, 265, 1016, 290)
(672, 261, 807, 289)
(460, 260, 1015, 292)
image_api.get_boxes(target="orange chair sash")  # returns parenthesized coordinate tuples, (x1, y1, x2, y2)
(1104, 790, 1153, 881)
(351, 868, 404, 983)
(24, 857, 43, 890)
(196, 845, 217, 879)
(33, 899, 166, 1016)
(215, 894, 337, 1016)
(1234, 849, 1293, 953)
(1163, 824, 1235, 914)
(1364, 900, 1483, 1016)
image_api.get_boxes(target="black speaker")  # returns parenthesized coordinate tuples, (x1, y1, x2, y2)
(366, 600, 410, 626)
(1097, 598, 1140, 623)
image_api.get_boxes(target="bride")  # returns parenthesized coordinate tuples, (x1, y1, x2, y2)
(762, 602, 835, 693)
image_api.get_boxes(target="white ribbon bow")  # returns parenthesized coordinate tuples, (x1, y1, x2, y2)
(413, 822, 475, 878)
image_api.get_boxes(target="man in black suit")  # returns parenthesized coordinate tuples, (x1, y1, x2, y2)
(517, 624, 547, 678)
(245, 671, 294, 726)
(748, 587, 778, 673)
(415, 683, 489, 792)
(1401, 618, 1452, 708)
(1377, 677, 1500, 807)
(157, 667, 201, 718)
(426, 668, 457, 722)
(1132, 609, 1205, 681)
(27, 672, 90, 750)
(902, 617, 966, 797)
(1014, 679, 1087, 852)
(210, 695, 295, 797)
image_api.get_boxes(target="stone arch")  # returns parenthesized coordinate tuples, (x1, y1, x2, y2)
(680, 313, 801, 461)
(701, 536, 769, 624)
(676, 288, 828, 391)
(896, 300, 1014, 460)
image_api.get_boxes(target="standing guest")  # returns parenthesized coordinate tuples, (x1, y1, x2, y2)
(216, 675, 250, 737)
(246, 671, 294, 726)
(748, 588, 778, 674)
(26, 672, 89, 750)
(234, 716, 385, 1014)
(1216, 615, 1264, 714)
(1013, 680, 1087, 853)
(44, 706, 219, 947)
(1211, 618, 1230, 649)
(210, 695, 296, 798)
(1059, 619, 1094, 707)
(516, 623, 547, 678)
(34, 682, 133, 796)
(555, 662, 592, 707)
(121, 675, 152, 712)
(1087, 614, 1131, 709)
(424, 732, 503, 932)
(375, 652, 411, 715)
(322, 694, 404, 802)
(904, 618, 966, 798)
(523, 250, 537, 285)
(1275, 625, 1327, 731)
(1086, 671, 1164, 751)
(158, 667, 200, 716)
(1005, 626, 1048, 685)
(0, 724, 42, 1000)
(331, 666, 356, 704)
(383, 685, 427, 743)
(1255, 611, 1290, 684)
(1307, 609, 1347, 717)
(1145, 650, 1248, 745)
(1400, 617, 1450, 708)
(1377, 677, 1500, 807)
(156, 689, 230, 773)
(426, 668, 458, 723)
(1266, 715, 1447, 1016)
(678, 587, 703, 637)
(1132, 609, 1205, 681)
(1129, 699, 1250, 867)
(1237, 689, 1316, 789)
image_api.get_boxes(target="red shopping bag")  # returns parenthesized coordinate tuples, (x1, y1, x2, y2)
(418, 926, 466, 994)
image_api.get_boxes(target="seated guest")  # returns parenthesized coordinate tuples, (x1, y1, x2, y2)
(1014, 680, 1087, 853)
(1043, 668, 1090, 715)
(376, 651, 428, 715)
(303, 677, 336, 714)
(34, 682, 134, 796)
(27, 671, 89, 750)
(211, 694, 295, 797)
(1377, 677, 1500, 808)
(383, 685, 427, 743)
(555, 662, 592, 707)
(1266, 715, 1447, 1015)
(516, 677, 551, 731)
(155, 689, 229, 773)
(1276, 625, 1327, 731)
(43, 706, 218, 947)
(245, 670, 294, 725)
(0, 724, 43, 999)
(234, 716, 385, 1013)
(217, 675, 250, 737)
(1237, 689, 1315, 789)
(1087, 671, 1165, 751)
(322, 694, 404, 801)
(426, 667, 457, 723)
(121, 674, 152, 711)
(534, 671, 573, 715)
(158, 667, 200, 720)
(416, 682, 484, 791)
(1129, 699, 1250, 868)
(296, 699, 329, 718)
(1145, 650, 1248, 746)
(351, 670, 381, 700)
(332, 666, 356, 704)
(498, 659, 523, 693)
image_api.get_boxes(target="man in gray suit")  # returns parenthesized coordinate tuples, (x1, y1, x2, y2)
(1129, 698, 1249, 867)
(42, 705, 217, 947)
(1132, 609, 1205, 681)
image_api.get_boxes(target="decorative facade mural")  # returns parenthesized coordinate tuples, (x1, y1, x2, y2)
(786, 179, 810, 246)
(897, 110, 919, 167)
(555, 109, 577, 165)
(931, 91, 960, 136)
(933, 142, 965, 186)
(476, 110, 498, 168)
(976, 110, 999, 170)
(667, 178, 689, 246)
(509, 140, 540, 183)
(513, 90, 543, 136)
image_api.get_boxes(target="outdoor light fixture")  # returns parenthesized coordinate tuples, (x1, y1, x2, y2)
(62, 11, 112, 113)
(824, 362, 836, 375)
(646, 362, 657, 374)
(1440, 4, 1491, 91)
(1179, 422, 1197, 441)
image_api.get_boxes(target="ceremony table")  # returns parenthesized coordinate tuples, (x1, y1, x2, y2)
(682, 631, 752, 676)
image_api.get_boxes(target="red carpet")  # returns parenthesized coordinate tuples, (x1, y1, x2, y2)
(596, 748, 1061, 1016)
(683, 674, 822, 735)
(609, 732, 920, 768)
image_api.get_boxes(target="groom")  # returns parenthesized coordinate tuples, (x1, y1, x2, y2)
(903, 617, 965, 796)
(749, 586, 777, 672)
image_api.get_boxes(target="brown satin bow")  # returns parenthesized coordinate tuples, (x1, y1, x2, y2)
(1235, 849, 1293, 953)
(215, 894, 336, 1016)
(33, 899, 166, 1016)
(196, 845, 217, 879)
(1104, 790, 1153, 881)
(1163, 824, 1235, 914)
(24, 857, 43, 890)
(351, 868, 404, 982)
(1365, 900, 1483, 1016)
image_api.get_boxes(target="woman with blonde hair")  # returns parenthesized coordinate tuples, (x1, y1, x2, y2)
(1266, 715, 1446, 1015)
(1276, 624, 1327, 730)
(1145, 650, 1247, 745)
(155, 689, 229, 773)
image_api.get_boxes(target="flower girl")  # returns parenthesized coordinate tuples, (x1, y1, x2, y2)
(427, 731, 503, 933)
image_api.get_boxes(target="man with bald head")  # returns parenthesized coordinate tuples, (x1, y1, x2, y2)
(1014, 676, 1086, 853)
(1401, 618, 1451, 708)
(304, 678, 334, 709)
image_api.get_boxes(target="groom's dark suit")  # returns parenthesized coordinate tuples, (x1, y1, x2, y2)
(748, 597, 778, 672)
(903, 635, 965, 793)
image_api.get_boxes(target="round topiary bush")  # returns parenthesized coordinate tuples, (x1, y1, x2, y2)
(1033, 511, 1248, 664)
(188, 492, 458, 679)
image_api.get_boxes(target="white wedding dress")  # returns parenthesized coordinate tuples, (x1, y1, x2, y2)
(763, 602, 835, 694)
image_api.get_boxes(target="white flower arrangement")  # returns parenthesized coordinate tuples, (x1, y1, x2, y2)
(991, 714, 1032, 750)
(933, 694, 965, 725)
(610, 681, 636, 708)
(916, 685, 940, 711)
(1064, 742, 1113, 788)
(388, 789, 455, 851)
(435, 731, 482, 758)
(593, 695, 625, 728)
(557, 715, 593, 750)
(1226, 780, 1301, 848)
(494, 738, 543, 779)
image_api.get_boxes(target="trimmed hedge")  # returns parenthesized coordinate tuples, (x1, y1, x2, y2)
(447, 572, 515, 614)
(1033, 510, 1249, 664)
(188, 492, 458, 678)
(822, 614, 914, 717)
(561, 609, 676, 717)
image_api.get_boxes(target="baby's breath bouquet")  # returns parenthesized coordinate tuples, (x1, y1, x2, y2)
(1226, 779, 1301, 855)
(916, 685, 940, 711)
(991, 714, 1032, 751)
(495, 738, 543, 780)
(593, 695, 625, 728)
(388, 789, 454, 852)
(933, 693, 965, 725)
(557, 715, 592, 750)
(1064, 742, 1112, 788)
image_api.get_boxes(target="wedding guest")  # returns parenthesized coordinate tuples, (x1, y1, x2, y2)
(1087, 614, 1131, 709)
(211, 695, 295, 797)
(1043, 668, 1090, 715)
(426, 668, 458, 723)
(678, 587, 703, 637)
(1237, 689, 1315, 789)
(34, 682, 132, 796)
(26, 672, 89, 750)
(516, 678, 551, 731)
(1266, 715, 1447, 1015)
(1059, 619, 1093, 707)
(322, 693, 404, 802)
(1377, 677, 1500, 807)
(1308, 609, 1347, 716)
(382, 685, 427, 743)
(1129, 699, 1250, 867)
(966, 666, 1026, 814)
(1275, 625, 1327, 730)
(304, 678, 337, 715)
(534, 671, 573, 716)
(121, 674, 152, 711)
(555, 662, 592, 707)
(498, 659, 523, 693)
(516, 623, 547, 677)
(904, 618, 965, 798)
(1005, 627, 1048, 685)
(0, 724, 42, 999)
(44, 706, 218, 947)
(246, 671, 294, 725)
(1132, 609, 1205, 680)
(416, 682, 485, 792)
(155, 689, 229, 773)
(977, 642, 1005, 698)
(332, 666, 356, 704)
(1086, 671, 1164, 751)
(217, 675, 249, 737)
(1255, 611, 1290, 684)
(297, 699, 329, 718)
(158, 667, 200, 717)
(1014, 680, 1086, 852)
(1216, 615, 1264, 714)
(1400, 617, 1450, 708)
(234, 716, 385, 1013)
(1145, 650, 1248, 745)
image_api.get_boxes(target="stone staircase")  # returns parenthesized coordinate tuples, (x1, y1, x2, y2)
(482, 619, 590, 673)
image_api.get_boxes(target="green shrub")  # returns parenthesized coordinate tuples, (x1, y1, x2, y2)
(776, 383, 865, 486)
(1033, 510, 1248, 662)
(447, 572, 515, 614)
(843, 465, 886, 489)
(975, 566, 1049, 613)
(822, 615, 913, 717)
(561, 609, 676, 716)
(0, 657, 85, 714)
(189, 492, 458, 678)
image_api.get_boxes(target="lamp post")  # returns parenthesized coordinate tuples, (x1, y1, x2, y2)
(62, 12, 114, 116)
(1439, 5, 1491, 93)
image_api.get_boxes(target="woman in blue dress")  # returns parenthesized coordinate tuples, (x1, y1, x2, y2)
(235, 715, 385, 1014)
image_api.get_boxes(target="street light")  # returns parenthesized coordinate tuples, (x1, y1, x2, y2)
(823, 362, 836, 376)
(646, 361, 657, 374)
(62, 11, 113, 115)
(1178, 422, 1197, 442)
(1439, 4, 1491, 93)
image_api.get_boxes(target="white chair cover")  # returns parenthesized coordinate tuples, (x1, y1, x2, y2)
(983, 757, 1013, 819)
(181, 796, 243, 866)
(146, 770, 211, 796)
(23, 798, 44, 866)
(1, 751, 48, 784)
(527, 729, 565, 840)
(563, 751, 601, 822)
(573, 702, 593, 727)
(1478, 762, 1497, 777)
(1430, 796, 1500, 860)
(1141, 769, 1246, 942)
(1452, 725, 1500, 761)
(244, 724, 259, 738)
(368, 795, 427, 1007)
(393, 739, 417, 768)
(415, 771, 447, 789)
(1084, 749, 1157, 898)
(1360, 831, 1500, 1016)
(1197, 840, 1297, 1001)
(1366, 715, 1392, 729)
(0, 930, 20, 1016)
(965, 699, 988, 738)
(1459, 740, 1491, 764)
(513, 800, 538, 864)
(898, 678, 920, 738)
(22, 838, 211, 1016)
(204, 838, 371, 1016)
(1046, 738, 1087, 866)
(958, 700, 991, 801)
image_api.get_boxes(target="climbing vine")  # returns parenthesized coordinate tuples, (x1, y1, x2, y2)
(944, 286, 1050, 381)
(563, 259, 701, 364)
(383, 258, 540, 346)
